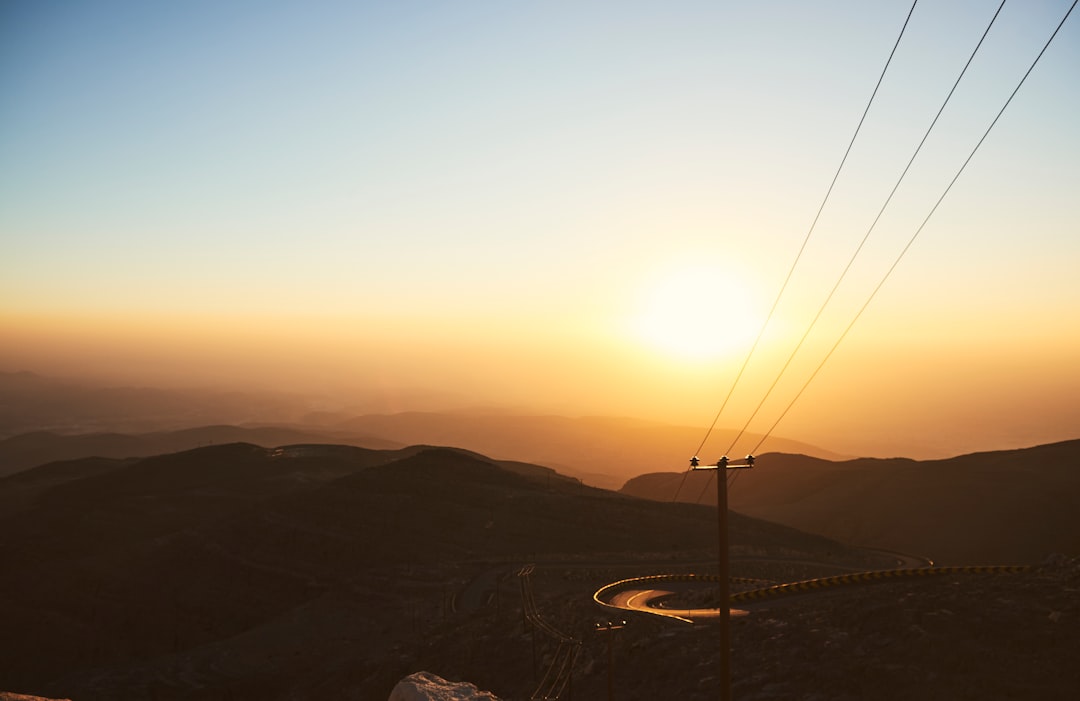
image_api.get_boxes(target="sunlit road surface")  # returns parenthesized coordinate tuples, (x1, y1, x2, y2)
(595, 549, 936, 622)
(609, 586, 749, 623)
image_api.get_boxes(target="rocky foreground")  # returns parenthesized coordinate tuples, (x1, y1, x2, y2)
(717, 555, 1078, 701)
(3, 443, 1076, 700)
(5, 557, 1077, 700)
(391, 555, 1079, 700)
(388, 672, 499, 700)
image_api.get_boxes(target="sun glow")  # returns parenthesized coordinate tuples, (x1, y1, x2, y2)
(630, 262, 763, 362)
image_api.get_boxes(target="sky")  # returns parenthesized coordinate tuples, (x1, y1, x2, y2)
(2, 0, 1078, 459)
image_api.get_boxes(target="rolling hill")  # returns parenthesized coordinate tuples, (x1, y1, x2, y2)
(331, 411, 847, 488)
(0, 441, 868, 700)
(0, 425, 402, 479)
(620, 439, 1080, 565)
(0, 412, 845, 489)
(0, 371, 845, 489)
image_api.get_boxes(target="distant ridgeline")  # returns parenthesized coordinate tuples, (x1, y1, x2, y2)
(620, 439, 1080, 565)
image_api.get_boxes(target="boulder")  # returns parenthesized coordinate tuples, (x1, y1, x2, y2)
(388, 671, 500, 701)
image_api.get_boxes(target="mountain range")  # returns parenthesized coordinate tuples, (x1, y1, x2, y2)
(2, 434, 1078, 699)
(3, 372, 1079, 698)
(1, 441, 871, 700)
(0, 371, 846, 488)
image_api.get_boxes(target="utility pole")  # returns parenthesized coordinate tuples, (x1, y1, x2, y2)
(691, 454, 754, 701)
(595, 620, 627, 701)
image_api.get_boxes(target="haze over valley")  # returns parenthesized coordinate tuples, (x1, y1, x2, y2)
(2, 370, 1079, 698)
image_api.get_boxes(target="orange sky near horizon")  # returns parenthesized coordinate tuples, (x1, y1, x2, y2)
(3, 298, 1078, 461)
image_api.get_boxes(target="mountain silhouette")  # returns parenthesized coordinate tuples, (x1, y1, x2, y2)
(333, 411, 847, 488)
(1, 442, 863, 700)
(620, 439, 1080, 564)
(0, 425, 403, 479)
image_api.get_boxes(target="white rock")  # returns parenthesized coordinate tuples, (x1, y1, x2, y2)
(388, 671, 500, 701)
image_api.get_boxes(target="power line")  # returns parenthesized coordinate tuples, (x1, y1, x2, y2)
(519, 565, 578, 700)
(721, 0, 1010, 458)
(672, 2, 921, 502)
(690, 0, 921, 464)
(747, 0, 1078, 457)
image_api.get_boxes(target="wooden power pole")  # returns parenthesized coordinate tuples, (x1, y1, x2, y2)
(691, 454, 754, 701)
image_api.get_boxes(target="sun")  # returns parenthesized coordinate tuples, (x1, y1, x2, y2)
(630, 262, 763, 362)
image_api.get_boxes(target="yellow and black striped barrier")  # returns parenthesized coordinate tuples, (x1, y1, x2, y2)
(594, 566, 1033, 614)
(730, 565, 1032, 604)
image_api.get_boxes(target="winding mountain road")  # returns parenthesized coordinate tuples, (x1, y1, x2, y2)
(595, 563, 1031, 623)
(607, 581, 749, 623)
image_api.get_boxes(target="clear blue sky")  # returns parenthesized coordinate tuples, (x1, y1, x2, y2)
(2, 0, 1078, 458)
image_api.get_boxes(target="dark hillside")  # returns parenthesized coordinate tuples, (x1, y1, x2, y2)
(0, 455, 133, 517)
(621, 440, 1080, 564)
(0, 442, 871, 700)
